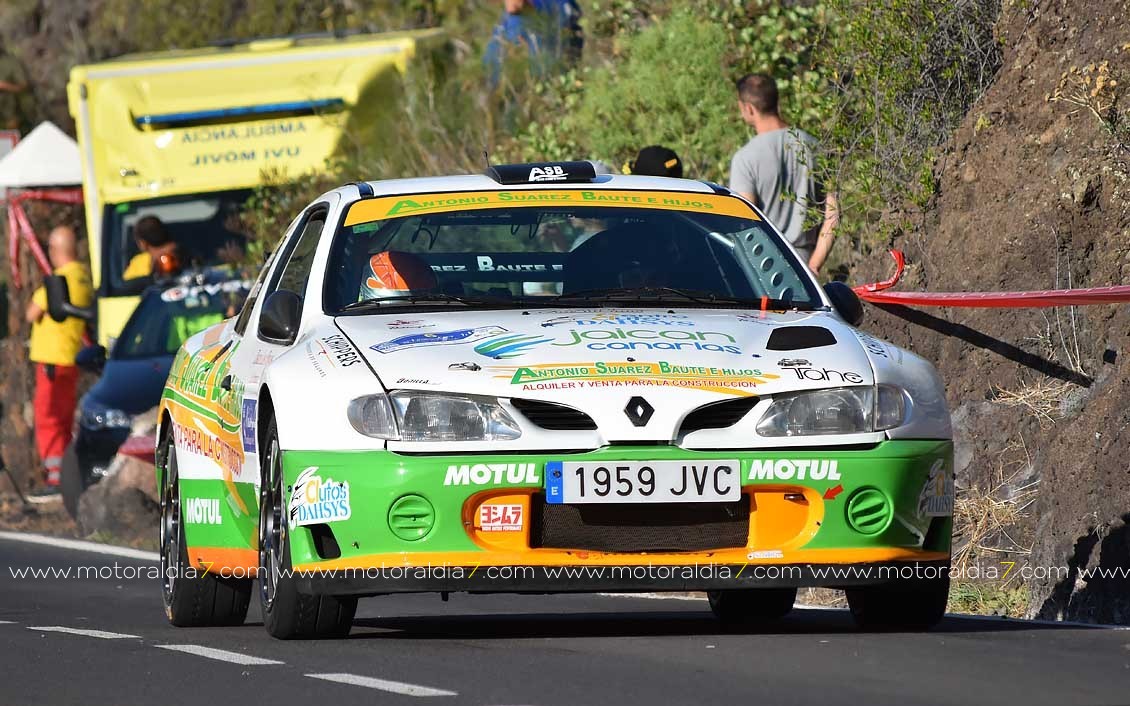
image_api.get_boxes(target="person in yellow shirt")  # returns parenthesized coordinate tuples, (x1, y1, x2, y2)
(24, 225, 93, 494)
(123, 215, 175, 281)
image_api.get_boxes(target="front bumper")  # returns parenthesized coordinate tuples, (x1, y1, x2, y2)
(279, 440, 953, 595)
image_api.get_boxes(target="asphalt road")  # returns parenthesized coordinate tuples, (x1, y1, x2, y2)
(2, 532, 1129, 706)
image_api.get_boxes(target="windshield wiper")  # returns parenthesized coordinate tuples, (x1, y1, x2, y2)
(338, 292, 515, 313)
(552, 286, 815, 310)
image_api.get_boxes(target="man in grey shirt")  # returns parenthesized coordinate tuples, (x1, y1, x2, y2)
(729, 74, 838, 274)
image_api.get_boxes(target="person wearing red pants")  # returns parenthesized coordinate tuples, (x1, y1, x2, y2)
(24, 225, 92, 498)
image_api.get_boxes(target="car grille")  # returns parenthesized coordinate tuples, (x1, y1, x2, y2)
(679, 397, 759, 433)
(511, 399, 597, 430)
(529, 494, 750, 552)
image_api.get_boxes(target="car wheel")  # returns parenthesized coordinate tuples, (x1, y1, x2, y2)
(159, 425, 251, 627)
(60, 442, 89, 520)
(845, 573, 950, 631)
(259, 416, 356, 640)
(707, 587, 797, 624)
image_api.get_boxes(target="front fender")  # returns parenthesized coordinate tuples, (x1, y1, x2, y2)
(259, 329, 389, 452)
(854, 329, 952, 440)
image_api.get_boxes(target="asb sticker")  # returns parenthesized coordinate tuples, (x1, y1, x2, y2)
(289, 467, 352, 527)
(478, 504, 524, 532)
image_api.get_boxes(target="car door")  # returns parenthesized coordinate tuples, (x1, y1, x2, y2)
(224, 204, 329, 484)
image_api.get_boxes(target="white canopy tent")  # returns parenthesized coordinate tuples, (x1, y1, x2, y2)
(0, 121, 82, 188)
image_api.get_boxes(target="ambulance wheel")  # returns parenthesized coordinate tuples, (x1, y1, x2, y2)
(707, 587, 796, 624)
(259, 417, 356, 640)
(846, 574, 950, 631)
(159, 425, 251, 627)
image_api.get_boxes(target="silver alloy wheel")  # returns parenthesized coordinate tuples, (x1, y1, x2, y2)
(258, 436, 283, 610)
(159, 441, 179, 603)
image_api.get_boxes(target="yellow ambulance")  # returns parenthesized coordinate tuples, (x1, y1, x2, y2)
(67, 29, 443, 344)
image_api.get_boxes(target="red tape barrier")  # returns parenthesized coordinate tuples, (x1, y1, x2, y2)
(3, 187, 84, 287)
(853, 250, 1130, 308)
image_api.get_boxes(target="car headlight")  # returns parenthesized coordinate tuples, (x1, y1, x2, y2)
(755, 385, 907, 437)
(80, 407, 132, 430)
(348, 392, 522, 442)
(347, 394, 398, 439)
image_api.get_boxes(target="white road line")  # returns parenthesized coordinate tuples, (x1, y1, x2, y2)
(0, 621, 15, 625)
(598, 592, 702, 601)
(305, 673, 457, 697)
(29, 626, 139, 639)
(0, 531, 159, 561)
(155, 644, 283, 666)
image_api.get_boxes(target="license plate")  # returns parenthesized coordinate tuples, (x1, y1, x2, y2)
(545, 460, 741, 504)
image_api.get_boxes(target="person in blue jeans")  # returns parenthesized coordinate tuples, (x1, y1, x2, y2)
(484, 0, 583, 89)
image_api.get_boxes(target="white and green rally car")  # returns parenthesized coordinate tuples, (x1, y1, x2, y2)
(156, 161, 954, 639)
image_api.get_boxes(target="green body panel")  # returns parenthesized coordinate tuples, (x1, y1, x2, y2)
(264, 440, 953, 567)
(179, 478, 259, 550)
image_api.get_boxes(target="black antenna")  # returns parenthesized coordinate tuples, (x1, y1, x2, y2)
(482, 149, 492, 170)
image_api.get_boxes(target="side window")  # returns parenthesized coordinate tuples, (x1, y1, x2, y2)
(232, 252, 274, 336)
(271, 210, 326, 301)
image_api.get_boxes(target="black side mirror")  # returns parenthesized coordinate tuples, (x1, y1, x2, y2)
(258, 290, 302, 344)
(823, 281, 864, 326)
(44, 275, 96, 323)
(75, 344, 107, 373)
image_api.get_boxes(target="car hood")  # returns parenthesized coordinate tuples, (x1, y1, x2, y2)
(334, 308, 875, 404)
(84, 356, 174, 414)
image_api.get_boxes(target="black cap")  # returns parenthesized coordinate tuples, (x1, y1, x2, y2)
(628, 145, 683, 178)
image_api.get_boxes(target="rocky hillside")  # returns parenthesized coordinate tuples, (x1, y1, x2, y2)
(856, 0, 1130, 622)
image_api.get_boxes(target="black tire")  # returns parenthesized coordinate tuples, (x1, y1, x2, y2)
(708, 587, 797, 624)
(159, 426, 252, 627)
(259, 417, 356, 639)
(60, 443, 89, 520)
(845, 574, 950, 631)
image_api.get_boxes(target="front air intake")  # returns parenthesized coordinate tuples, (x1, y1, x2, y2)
(679, 397, 759, 433)
(529, 494, 750, 552)
(511, 399, 597, 430)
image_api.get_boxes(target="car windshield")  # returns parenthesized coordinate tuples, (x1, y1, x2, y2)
(324, 190, 822, 314)
(105, 189, 254, 296)
(113, 279, 249, 359)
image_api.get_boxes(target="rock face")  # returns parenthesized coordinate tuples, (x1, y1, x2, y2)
(854, 0, 1130, 622)
(75, 414, 159, 548)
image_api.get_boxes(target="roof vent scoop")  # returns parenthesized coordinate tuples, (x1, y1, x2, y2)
(485, 161, 597, 185)
(765, 326, 837, 351)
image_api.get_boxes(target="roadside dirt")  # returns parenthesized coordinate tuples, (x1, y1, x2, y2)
(0, 492, 76, 537)
(853, 0, 1130, 622)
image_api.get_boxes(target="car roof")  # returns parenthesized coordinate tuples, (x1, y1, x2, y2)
(330, 173, 725, 202)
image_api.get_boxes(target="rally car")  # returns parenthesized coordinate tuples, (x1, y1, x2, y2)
(155, 161, 953, 639)
(61, 270, 251, 518)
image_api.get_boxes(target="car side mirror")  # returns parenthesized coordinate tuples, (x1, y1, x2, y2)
(44, 275, 96, 323)
(258, 290, 302, 344)
(75, 344, 107, 373)
(823, 281, 864, 326)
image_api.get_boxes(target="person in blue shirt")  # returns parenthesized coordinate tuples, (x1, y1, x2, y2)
(484, 0, 583, 89)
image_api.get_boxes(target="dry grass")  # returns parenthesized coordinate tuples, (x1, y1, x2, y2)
(947, 580, 1029, 617)
(951, 436, 1039, 575)
(990, 380, 1076, 425)
(797, 587, 846, 608)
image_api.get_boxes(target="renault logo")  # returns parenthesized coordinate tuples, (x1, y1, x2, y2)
(624, 396, 654, 427)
